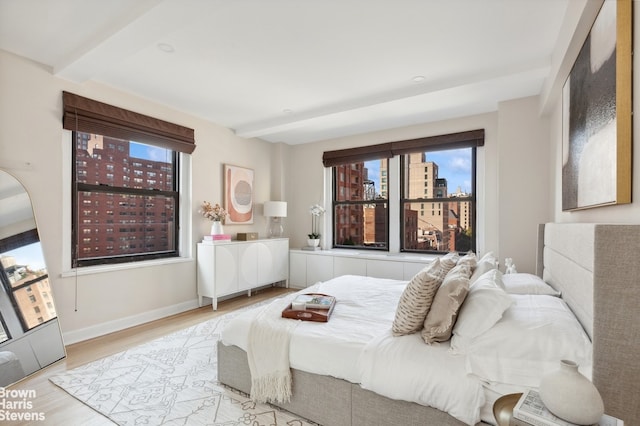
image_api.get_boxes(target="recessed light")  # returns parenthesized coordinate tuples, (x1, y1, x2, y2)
(282, 109, 293, 114)
(157, 43, 175, 53)
(412, 75, 425, 83)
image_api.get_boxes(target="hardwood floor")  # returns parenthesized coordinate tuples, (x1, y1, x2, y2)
(5, 286, 293, 426)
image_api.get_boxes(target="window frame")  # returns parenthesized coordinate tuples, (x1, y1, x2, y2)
(71, 132, 180, 267)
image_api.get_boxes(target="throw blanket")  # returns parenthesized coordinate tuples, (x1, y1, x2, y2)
(247, 295, 300, 403)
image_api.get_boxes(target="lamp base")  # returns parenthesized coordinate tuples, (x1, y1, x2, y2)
(267, 217, 284, 238)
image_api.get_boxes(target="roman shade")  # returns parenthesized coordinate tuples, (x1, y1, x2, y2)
(322, 129, 484, 167)
(62, 91, 196, 154)
(322, 143, 393, 167)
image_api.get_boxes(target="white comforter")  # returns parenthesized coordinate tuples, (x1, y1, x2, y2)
(221, 275, 485, 425)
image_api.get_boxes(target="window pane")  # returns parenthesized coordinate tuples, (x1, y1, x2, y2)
(1, 243, 56, 332)
(402, 147, 474, 253)
(333, 158, 388, 250)
(12, 279, 56, 330)
(334, 160, 388, 201)
(75, 133, 173, 190)
(334, 203, 387, 248)
(76, 191, 176, 261)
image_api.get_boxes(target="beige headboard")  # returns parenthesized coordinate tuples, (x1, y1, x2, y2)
(537, 223, 640, 425)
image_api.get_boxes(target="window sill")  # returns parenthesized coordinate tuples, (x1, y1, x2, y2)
(60, 256, 193, 278)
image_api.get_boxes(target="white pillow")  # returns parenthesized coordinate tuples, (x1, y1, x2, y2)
(465, 294, 592, 388)
(450, 268, 513, 353)
(469, 251, 498, 284)
(501, 273, 561, 296)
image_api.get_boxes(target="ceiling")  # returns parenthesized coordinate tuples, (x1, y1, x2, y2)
(0, 0, 570, 145)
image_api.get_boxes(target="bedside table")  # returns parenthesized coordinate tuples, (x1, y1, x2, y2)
(492, 392, 625, 426)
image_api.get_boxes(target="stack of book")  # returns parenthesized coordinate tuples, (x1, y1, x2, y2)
(202, 234, 232, 244)
(292, 294, 336, 309)
(282, 293, 337, 322)
(511, 390, 623, 426)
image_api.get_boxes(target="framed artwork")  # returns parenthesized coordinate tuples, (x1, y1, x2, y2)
(562, 0, 632, 211)
(224, 164, 254, 224)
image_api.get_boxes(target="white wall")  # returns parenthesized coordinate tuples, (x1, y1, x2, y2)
(0, 50, 278, 343)
(497, 96, 551, 272)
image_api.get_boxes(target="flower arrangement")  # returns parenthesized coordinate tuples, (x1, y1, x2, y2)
(200, 201, 228, 222)
(308, 203, 325, 239)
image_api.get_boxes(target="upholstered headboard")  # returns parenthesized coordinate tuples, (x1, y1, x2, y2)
(536, 223, 640, 425)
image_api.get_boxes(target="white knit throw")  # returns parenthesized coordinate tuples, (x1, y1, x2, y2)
(247, 296, 300, 404)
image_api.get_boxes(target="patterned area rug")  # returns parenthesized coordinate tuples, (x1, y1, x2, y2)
(49, 300, 316, 426)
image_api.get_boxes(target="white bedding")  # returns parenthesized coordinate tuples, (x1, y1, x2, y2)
(222, 275, 405, 383)
(221, 275, 488, 425)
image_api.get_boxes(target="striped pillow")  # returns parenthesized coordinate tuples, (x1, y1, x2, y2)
(392, 258, 447, 336)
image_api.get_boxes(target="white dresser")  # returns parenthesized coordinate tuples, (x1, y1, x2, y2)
(197, 238, 289, 309)
(289, 249, 436, 288)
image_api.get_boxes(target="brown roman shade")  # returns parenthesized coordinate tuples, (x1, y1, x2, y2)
(62, 91, 196, 154)
(322, 143, 393, 167)
(322, 129, 484, 167)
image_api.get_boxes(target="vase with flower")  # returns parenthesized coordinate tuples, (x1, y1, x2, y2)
(307, 204, 325, 248)
(200, 201, 228, 235)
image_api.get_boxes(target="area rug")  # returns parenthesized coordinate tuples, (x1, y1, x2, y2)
(49, 300, 317, 426)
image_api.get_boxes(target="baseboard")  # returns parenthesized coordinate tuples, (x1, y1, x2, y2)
(62, 299, 200, 345)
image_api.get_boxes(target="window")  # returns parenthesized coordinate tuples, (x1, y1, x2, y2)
(0, 230, 56, 332)
(63, 91, 195, 267)
(401, 146, 476, 253)
(332, 159, 389, 249)
(72, 132, 179, 266)
(324, 130, 482, 254)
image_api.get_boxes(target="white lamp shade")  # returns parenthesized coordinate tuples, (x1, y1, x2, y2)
(264, 201, 287, 217)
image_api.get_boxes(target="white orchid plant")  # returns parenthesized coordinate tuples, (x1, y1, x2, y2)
(308, 204, 325, 239)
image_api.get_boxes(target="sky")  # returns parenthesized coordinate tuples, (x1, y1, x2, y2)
(2, 242, 47, 271)
(365, 148, 472, 197)
(129, 141, 171, 162)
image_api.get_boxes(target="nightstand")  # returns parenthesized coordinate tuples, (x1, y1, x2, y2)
(492, 392, 624, 426)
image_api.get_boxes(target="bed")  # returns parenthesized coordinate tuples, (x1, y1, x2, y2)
(218, 223, 640, 425)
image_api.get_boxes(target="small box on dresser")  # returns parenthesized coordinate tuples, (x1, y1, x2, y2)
(236, 232, 258, 241)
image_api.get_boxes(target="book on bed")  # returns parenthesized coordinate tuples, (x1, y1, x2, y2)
(292, 293, 335, 309)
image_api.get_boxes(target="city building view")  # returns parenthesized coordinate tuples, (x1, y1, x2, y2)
(74, 132, 176, 263)
(0, 246, 56, 334)
(334, 150, 473, 252)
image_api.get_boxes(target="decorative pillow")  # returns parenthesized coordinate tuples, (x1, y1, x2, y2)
(421, 263, 472, 344)
(450, 268, 513, 353)
(469, 251, 498, 284)
(392, 258, 447, 336)
(501, 273, 561, 296)
(440, 251, 460, 273)
(456, 251, 477, 269)
(465, 294, 592, 387)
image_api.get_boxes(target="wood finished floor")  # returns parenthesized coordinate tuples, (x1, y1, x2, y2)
(6, 286, 294, 426)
